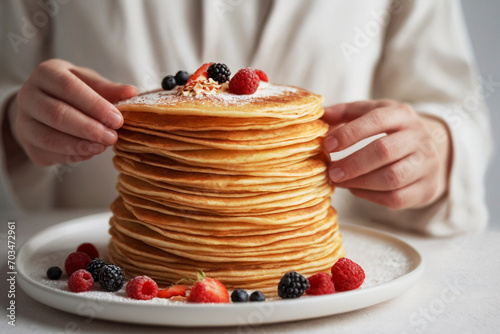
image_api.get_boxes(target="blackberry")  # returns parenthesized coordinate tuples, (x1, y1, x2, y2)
(86, 258, 106, 282)
(98, 264, 125, 292)
(277, 271, 310, 299)
(249, 291, 266, 302)
(175, 71, 190, 85)
(207, 63, 231, 84)
(46, 266, 62, 280)
(231, 289, 249, 303)
(161, 75, 176, 90)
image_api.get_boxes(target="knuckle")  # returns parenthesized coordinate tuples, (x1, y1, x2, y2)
(383, 165, 406, 189)
(78, 120, 102, 141)
(369, 109, 388, 128)
(374, 138, 392, 160)
(48, 102, 68, 128)
(41, 131, 60, 152)
(57, 71, 78, 96)
(336, 125, 356, 146)
(387, 190, 407, 210)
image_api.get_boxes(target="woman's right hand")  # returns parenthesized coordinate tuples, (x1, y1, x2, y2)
(9, 58, 137, 166)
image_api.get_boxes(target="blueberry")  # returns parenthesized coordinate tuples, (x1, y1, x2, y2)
(249, 291, 266, 302)
(161, 75, 176, 90)
(175, 71, 190, 85)
(46, 266, 62, 280)
(231, 289, 249, 302)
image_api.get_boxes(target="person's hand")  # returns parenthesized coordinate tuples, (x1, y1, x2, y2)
(8, 59, 137, 166)
(322, 100, 452, 210)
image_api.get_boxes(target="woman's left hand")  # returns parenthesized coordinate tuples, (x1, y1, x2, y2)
(322, 100, 452, 210)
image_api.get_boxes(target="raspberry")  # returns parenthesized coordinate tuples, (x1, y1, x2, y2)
(86, 258, 106, 282)
(76, 242, 99, 259)
(65, 252, 91, 276)
(46, 266, 62, 280)
(254, 69, 268, 82)
(68, 269, 94, 293)
(277, 271, 310, 299)
(228, 68, 260, 95)
(126, 276, 158, 300)
(207, 63, 231, 83)
(98, 264, 125, 292)
(331, 258, 365, 291)
(306, 273, 335, 295)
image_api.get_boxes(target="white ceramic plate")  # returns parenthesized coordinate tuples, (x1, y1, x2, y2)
(17, 212, 423, 327)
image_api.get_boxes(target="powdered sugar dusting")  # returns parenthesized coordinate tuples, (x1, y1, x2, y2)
(116, 82, 299, 108)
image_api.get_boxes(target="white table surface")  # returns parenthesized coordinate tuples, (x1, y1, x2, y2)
(1, 209, 499, 334)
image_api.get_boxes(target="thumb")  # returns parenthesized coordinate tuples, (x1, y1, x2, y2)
(70, 66, 138, 103)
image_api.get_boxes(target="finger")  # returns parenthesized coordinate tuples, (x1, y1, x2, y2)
(23, 143, 94, 166)
(334, 152, 430, 191)
(327, 130, 423, 182)
(22, 118, 107, 155)
(349, 177, 437, 210)
(24, 90, 118, 146)
(33, 65, 124, 129)
(70, 66, 138, 103)
(323, 104, 416, 153)
(322, 100, 394, 125)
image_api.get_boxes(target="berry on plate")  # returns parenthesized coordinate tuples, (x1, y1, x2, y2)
(76, 242, 99, 259)
(249, 291, 266, 302)
(189, 272, 229, 303)
(277, 271, 310, 299)
(187, 62, 214, 84)
(230, 289, 249, 303)
(86, 258, 106, 282)
(68, 269, 94, 293)
(126, 276, 158, 300)
(46, 266, 62, 280)
(254, 69, 268, 82)
(229, 68, 260, 95)
(306, 272, 335, 295)
(98, 264, 125, 292)
(207, 63, 231, 84)
(331, 258, 365, 291)
(65, 252, 91, 276)
(157, 285, 189, 299)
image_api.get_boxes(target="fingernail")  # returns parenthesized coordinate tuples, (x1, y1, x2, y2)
(329, 167, 344, 182)
(323, 136, 339, 152)
(105, 111, 123, 129)
(102, 129, 117, 145)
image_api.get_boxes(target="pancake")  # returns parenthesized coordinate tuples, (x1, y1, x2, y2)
(108, 81, 344, 296)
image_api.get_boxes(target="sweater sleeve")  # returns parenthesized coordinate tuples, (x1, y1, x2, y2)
(352, 0, 493, 236)
(0, 0, 57, 213)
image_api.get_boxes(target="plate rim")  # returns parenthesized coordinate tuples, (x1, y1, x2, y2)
(17, 212, 424, 327)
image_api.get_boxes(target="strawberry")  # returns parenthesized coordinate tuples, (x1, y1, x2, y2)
(254, 69, 269, 82)
(186, 62, 214, 84)
(189, 272, 229, 303)
(157, 285, 189, 299)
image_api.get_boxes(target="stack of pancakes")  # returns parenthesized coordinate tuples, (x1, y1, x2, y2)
(109, 84, 345, 295)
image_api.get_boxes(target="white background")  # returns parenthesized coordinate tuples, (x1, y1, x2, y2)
(461, 0, 500, 229)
